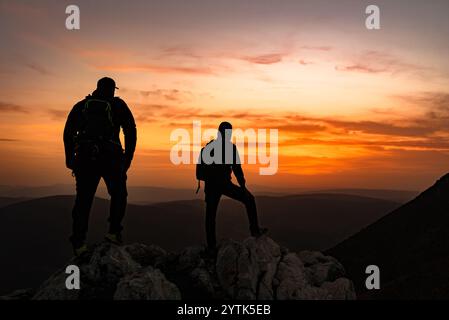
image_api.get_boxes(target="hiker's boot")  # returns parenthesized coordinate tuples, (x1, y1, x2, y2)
(205, 246, 217, 260)
(105, 232, 123, 245)
(73, 243, 88, 257)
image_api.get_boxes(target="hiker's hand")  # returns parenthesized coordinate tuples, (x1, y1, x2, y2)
(123, 156, 132, 172)
(66, 158, 75, 170)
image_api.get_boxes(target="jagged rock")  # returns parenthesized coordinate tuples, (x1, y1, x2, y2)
(299, 250, 328, 266)
(274, 252, 308, 299)
(189, 267, 215, 296)
(176, 246, 205, 272)
(32, 265, 81, 300)
(24, 236, 355, 300)
(123, 243, 167, 268)
(114, 267, 181, 300)
(216, 237, 282, 300)
(84, 242, 141, 285)
(216, 239, 257, 299)
(33, 242, 159, 300)
(299, 251, 346, 286)
(320, 278, 356, 300)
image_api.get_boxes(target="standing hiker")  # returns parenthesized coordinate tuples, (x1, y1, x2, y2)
(63, 77, 137, 256)
(196, 121, 267, 253)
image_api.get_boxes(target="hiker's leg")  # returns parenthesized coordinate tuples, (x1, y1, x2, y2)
(71, 168, 101, 247)
(205, 189, 221, 250)
(222, 183, 261, 235)
(103, 162, 128, 235)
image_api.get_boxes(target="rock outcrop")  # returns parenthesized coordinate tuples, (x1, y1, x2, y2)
(5, 236, 356, 300)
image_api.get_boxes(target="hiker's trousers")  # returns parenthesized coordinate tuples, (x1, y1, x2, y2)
(204, 181, 259, 249)
(70, 157, 127, 247)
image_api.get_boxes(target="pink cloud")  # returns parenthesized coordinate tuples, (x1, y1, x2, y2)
(241, 53, 284, 65)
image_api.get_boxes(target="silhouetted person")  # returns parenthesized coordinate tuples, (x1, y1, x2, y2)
(64, 77, 137, 256)
(197, 122, 267, 253)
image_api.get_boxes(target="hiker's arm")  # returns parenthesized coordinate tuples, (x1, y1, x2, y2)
(118, 99, 137, 168)
(63, 106, 78, 170)
(233, 164, 246, 188)
(232, 146, 246, 188)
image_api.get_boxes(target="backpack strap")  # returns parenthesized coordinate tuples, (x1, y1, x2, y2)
(83, 98, 114, 127)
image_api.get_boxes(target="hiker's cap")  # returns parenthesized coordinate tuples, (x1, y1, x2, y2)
(97, 77, 119, 90)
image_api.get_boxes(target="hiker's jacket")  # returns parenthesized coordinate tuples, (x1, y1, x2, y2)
(63, 91, 137, 166)
(205, 140, 246, 187)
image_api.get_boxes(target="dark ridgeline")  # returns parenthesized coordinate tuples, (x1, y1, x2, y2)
(327, 173, 449, 299)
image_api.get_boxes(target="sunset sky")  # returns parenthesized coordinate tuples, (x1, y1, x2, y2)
(1, 0, 449, 190)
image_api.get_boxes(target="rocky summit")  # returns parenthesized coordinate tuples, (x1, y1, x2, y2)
(3, 236, 355, 300)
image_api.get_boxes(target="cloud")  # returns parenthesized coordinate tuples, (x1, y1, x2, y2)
(301, 46, 333, 51)
(335, 51, 430, 76)
(324, 119, 433, 137)
(160, 46, 202, 59)
(308, 118, 434, 138)
(392, 92, 449, 128)
(159, 46, 287, 66)
(141, 104, 443, 140)
(157, 108, 273, 123)
(283, 137, 449, 151)
(47, 109, 67, 120)
(394, 92, 449, 112)
(92, 63, 218, 75)
(0, 102, 28, 113)
(335, 64, 387, 74)
(241, 53, 284, 65)
(276, 123, 326, 134)
(138, 89, 193, 102)
(24, 62, 52, 75)
(299, 59, 313, 66)
(0, 138, 19, 142)
(135, 103, 171, 111)
(76, 49, 131, 60)
(133, 103, 170, 123)
(135, 115, 157, 124)
(132, 98, 449, 145)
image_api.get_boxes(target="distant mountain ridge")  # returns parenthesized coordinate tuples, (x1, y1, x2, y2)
(0, 184, 417, 204)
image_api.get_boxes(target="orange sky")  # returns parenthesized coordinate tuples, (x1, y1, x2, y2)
(1, 0, 449, 190)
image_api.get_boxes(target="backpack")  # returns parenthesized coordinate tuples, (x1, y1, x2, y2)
(195, 141, 215, 193)
(80, 98, 114, 140)
(74, 98, 116, 161)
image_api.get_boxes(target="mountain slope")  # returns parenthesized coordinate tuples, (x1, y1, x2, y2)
(0, 193, 397, 294)
(327, 173, 449, 299)
(0, 197, 30, 208)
